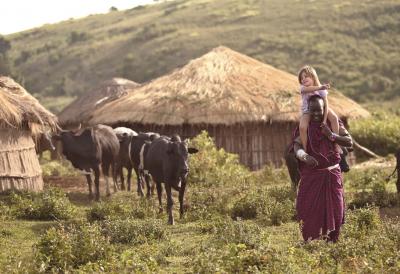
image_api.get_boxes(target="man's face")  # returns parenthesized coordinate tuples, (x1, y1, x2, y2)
(308, 98, 324, 123)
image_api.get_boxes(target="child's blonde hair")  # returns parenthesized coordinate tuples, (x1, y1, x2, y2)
(298, 65, 321, 86)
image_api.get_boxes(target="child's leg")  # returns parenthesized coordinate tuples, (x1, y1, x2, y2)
(299, 114, 311, 152)
(327, 109, 339, 134)
(327, 108, 342, 153)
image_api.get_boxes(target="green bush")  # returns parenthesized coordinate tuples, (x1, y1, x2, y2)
(34, 222, 114, 272)
(185, 187, 231, 221)
(350, 111, 400, 156)
(188, 131, 251, 187)
(346, 167, 399, 208)
(87, 196, 158, 222)
(343, 207, 381, 239)
(40, 157, 79, 177)
(192, 244, 287, 273)
(209, 218, 263, 249)
(1, 188, 75, 220)
(231, 187, 295, 225)
(102, 219, 168, 245)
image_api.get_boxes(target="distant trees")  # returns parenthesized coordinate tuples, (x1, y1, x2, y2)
(109, 6, 118, 12)
(0, 35, 12, 76)
(67, 31, 89, 44)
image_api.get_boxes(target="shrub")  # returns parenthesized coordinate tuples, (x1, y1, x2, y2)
(185, 187, 231, 221)
(41, 158, 79, 177)
(188, 131, 251, 187)
(2, 188, 75, 220)
(34, 222, 114, 272)
(209, 218, 263, 249)
(343, 207, 381, 239)
(231, 187, 295, 225)
(87, 196, 158, 222)
(192, 244, 287, 273)
(102, 219, 168, 245)
(350, 111, 400, 156)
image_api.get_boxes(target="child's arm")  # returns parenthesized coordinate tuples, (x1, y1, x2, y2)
(322, 96, 329, 124)
(301, 84, 330, 94)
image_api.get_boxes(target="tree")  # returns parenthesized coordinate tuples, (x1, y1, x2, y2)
(0, 36, 12, 75)
(0, 36, 11, 56)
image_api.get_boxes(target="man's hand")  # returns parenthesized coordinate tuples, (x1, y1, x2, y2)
(303, 154, 319, 167)
(320, 123, 333, 139)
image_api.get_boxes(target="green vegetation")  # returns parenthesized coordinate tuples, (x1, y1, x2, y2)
(0, 132, 399, 272)
(351, 111, 400, 156)
(5, 0, 399, 112)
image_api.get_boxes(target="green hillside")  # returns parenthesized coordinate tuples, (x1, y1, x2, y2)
(5, 0, 400, 113)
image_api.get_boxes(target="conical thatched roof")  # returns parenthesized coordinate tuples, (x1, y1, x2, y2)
(58, 77, 139, 126)
(89, 46, 369, 126)
(0, 76, 58, 136)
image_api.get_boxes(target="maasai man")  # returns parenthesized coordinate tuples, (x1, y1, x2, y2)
(293, 95, 353, 242)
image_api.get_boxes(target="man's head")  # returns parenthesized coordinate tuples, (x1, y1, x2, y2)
(308, 95, 324, 123)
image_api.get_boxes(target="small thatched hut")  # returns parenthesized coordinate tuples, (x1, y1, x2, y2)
(88, 46, 369, 169)
(0, 76, 57, 192)
(58, 78, 139, 128)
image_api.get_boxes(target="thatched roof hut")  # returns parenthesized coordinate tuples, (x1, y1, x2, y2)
(58, 78, 139, 128)
(0, 76, 58, 192)
(89, 46, 369, 169)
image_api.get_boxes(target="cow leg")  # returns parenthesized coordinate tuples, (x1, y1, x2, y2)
(135, 167, 144, 197)
(102, 162, 112, 196)
(397, 170, 400, 193)
(145, 174, 152, 199)
(179, 181, 186, 219)
(94, 166, 101, 201)
(119, 165, 125, 191)
(156, 181, 163, 213)
(112, 162, 118, 193)
(85, 169, 93, 200)
(127, 167, 132, 192)
(165, 183, 174, 225)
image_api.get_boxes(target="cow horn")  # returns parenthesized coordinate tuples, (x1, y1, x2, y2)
(71, 123, 82, 133)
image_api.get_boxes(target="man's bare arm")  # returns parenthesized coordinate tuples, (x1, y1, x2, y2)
(322, 124, 353, 147)
(293, 137, 318, 167)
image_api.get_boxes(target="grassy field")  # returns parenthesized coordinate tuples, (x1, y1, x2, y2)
(1, 135, 399, 273)
(4, 0, 399, 113)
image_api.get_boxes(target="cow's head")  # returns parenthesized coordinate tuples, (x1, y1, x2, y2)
(166, 137, 198, 178)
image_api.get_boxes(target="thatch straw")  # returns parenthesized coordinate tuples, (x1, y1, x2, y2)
(58, 78, 139, 127)
(0, 128, 43, 192)
(0, 76, 58, 136)
(89, 46, 369, 126)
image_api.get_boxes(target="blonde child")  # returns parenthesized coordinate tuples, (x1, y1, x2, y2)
(298, 65, 339, 151)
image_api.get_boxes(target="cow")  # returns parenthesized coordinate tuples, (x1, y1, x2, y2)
(113, 127, 138, 191)
(144, 135, 198, 225)
(130, 132, 160, 197)
(54, 124, 120, 201)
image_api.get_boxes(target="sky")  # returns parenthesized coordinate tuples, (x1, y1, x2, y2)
(0, 0, 156, 35)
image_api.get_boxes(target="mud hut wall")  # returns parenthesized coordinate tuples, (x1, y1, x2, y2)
(113, 122, 297, 170)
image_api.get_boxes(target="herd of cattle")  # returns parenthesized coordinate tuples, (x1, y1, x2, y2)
(41, 125, 198, 225)
(37, 124, 400, 225)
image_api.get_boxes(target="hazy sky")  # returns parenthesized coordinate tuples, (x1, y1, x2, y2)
(0, 0, 155, 35)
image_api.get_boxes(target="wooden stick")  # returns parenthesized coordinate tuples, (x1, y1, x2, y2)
(353, 140, 381, 158)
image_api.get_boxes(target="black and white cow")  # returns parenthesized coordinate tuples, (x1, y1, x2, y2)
(113, 127, 138, 191)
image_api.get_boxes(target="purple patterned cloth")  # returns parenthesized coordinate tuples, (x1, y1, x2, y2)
(296, 121, 345, 242)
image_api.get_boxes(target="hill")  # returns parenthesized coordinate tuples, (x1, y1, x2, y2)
(6, 0, 400, 112)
